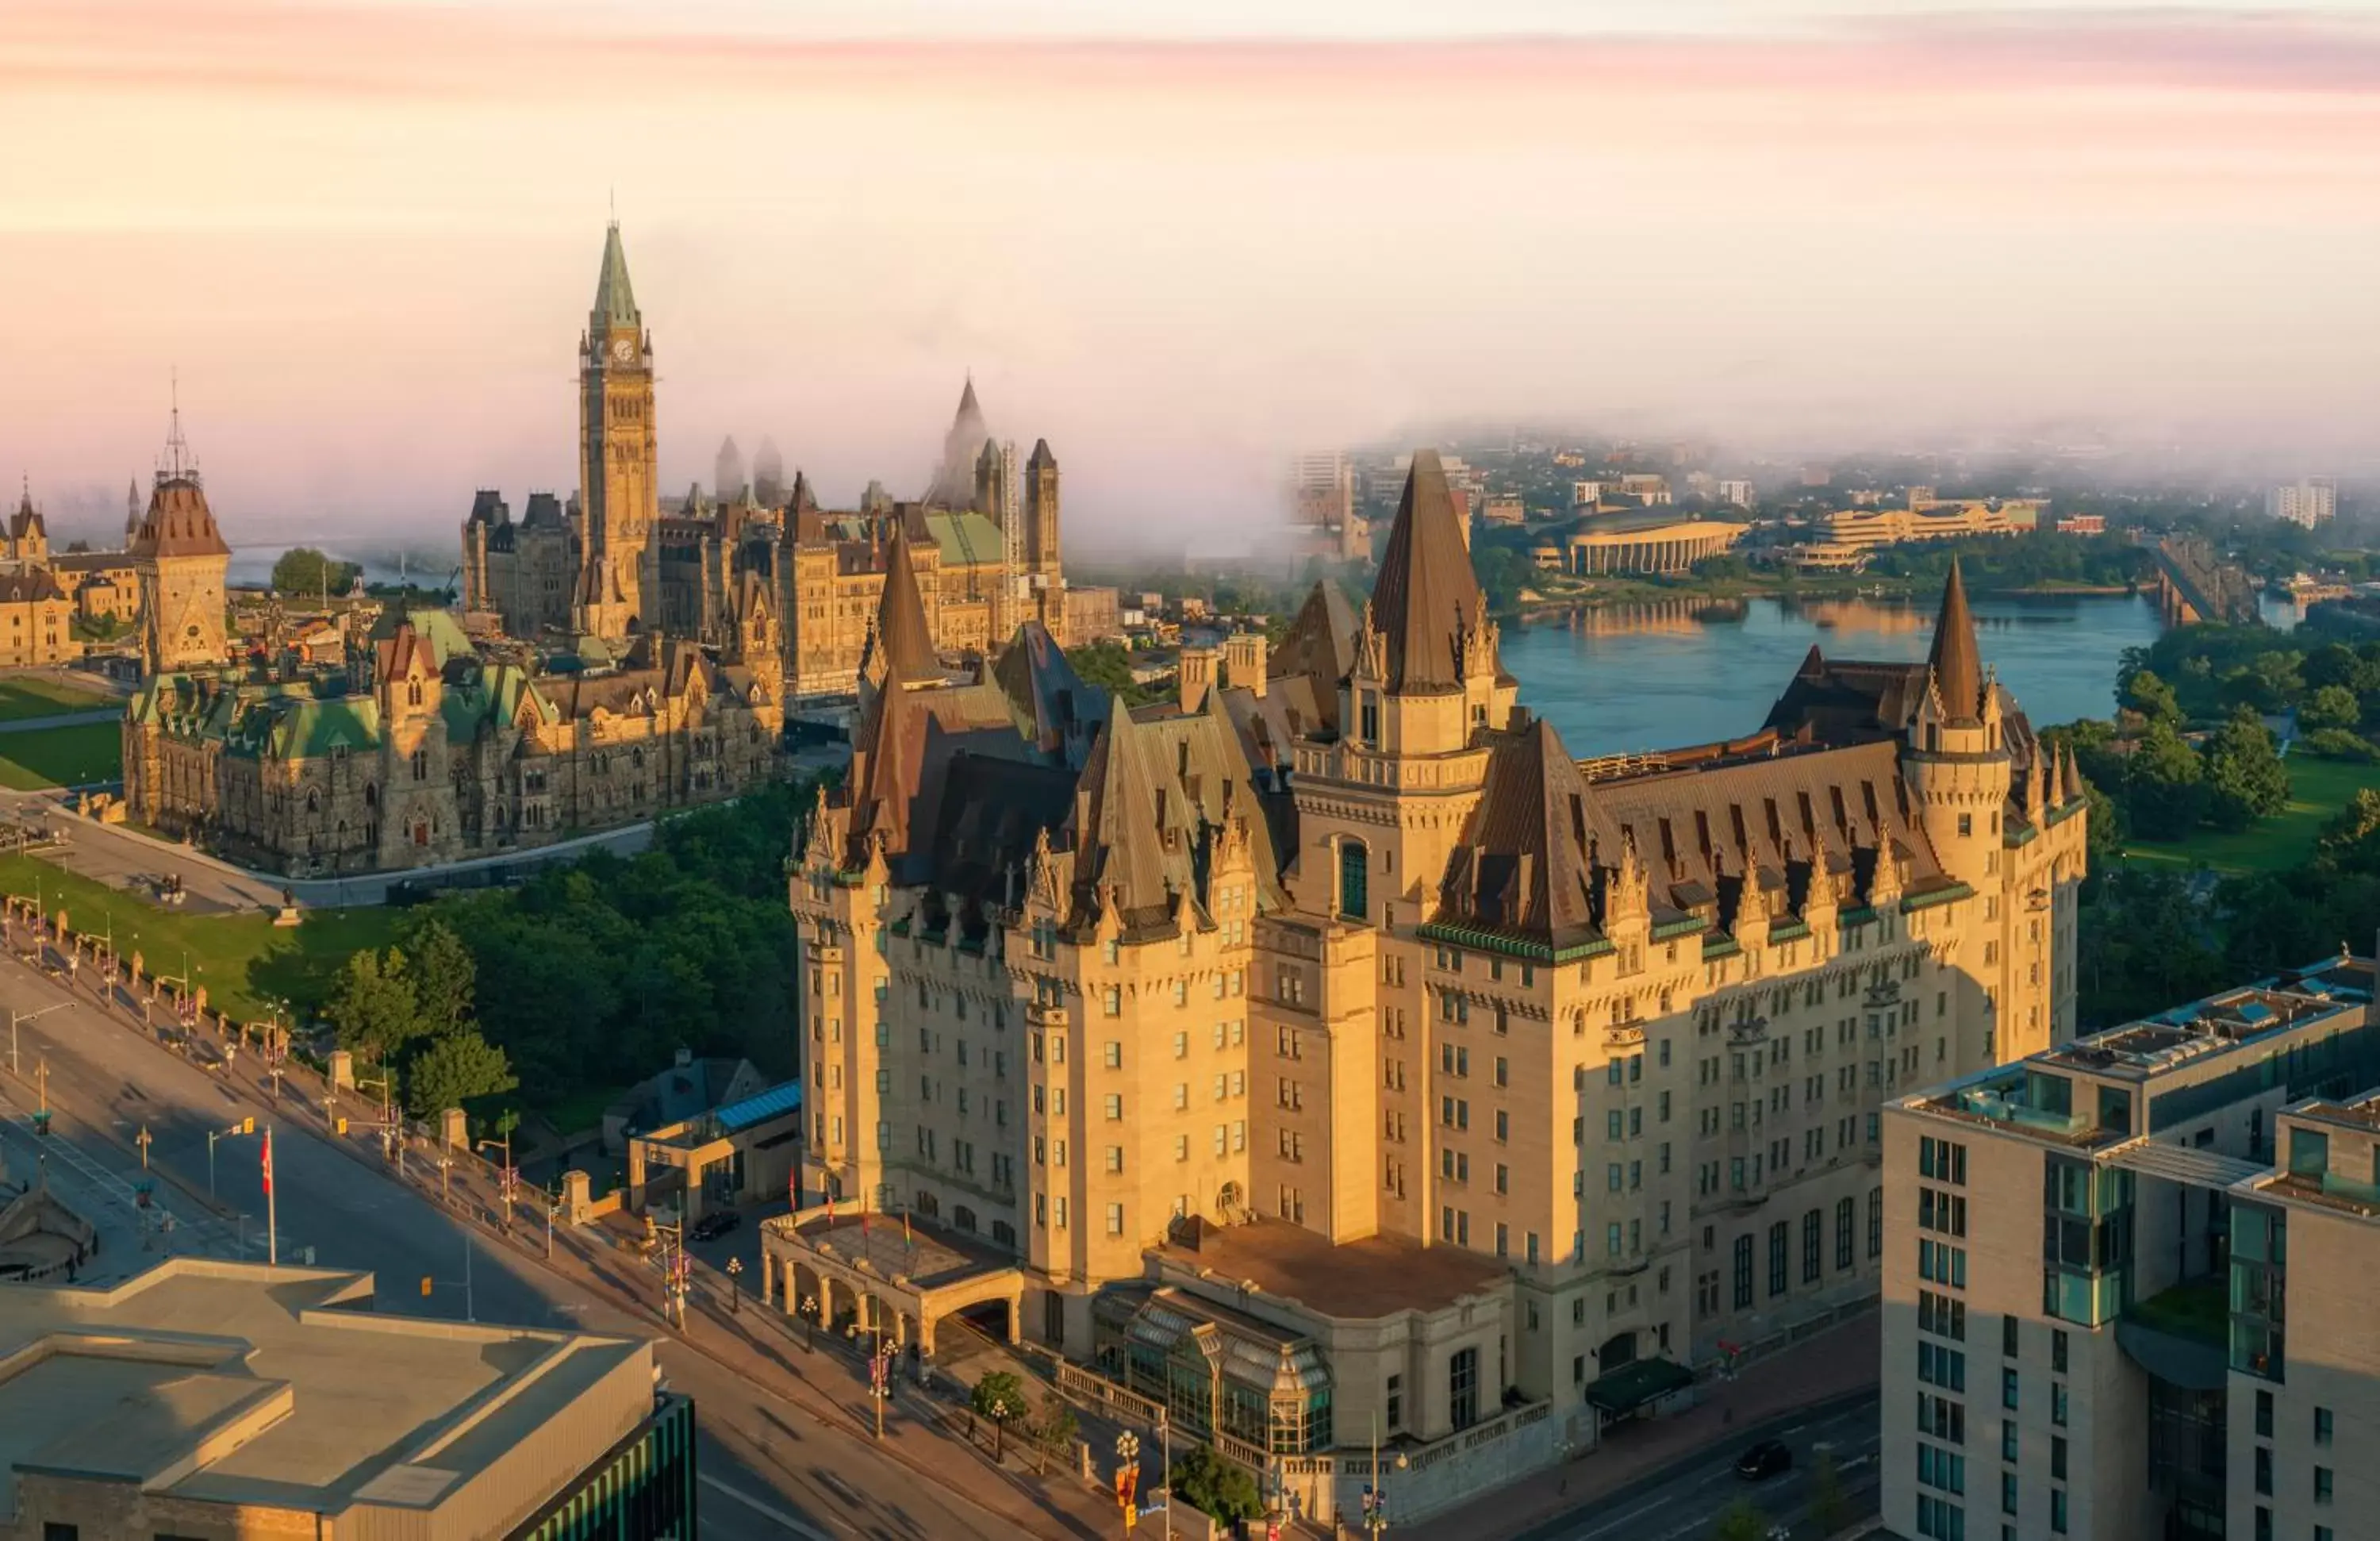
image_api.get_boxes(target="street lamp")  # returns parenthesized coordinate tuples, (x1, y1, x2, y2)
(355, 1074, 396, 1162)
(1361, 1415, 1406, 1538)
(478, 1116, 517, 1229)
(207, 1117, 257, 1201)
(724, 1256, 743, 1313)
(869, 1335, 895, 1440)
(986, 1389, 1015, 1464)
(801, 1293, 818, 1353)
(1115, 1431, 1142, 1534)
(9, 1001, 67, 1076)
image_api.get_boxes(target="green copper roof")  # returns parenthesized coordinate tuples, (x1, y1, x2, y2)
(924, 510, 1006, 570)
(593, 222, 639, 329)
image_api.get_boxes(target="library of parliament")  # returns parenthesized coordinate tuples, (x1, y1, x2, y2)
(775, 446, 2087, 1517)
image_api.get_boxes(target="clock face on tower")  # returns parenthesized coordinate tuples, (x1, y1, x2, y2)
(611, 336, 635, 365)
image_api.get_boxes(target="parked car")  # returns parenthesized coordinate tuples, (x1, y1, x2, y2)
(1734, 1440, 1794, 1481)
(689, 1211, 743, 1242)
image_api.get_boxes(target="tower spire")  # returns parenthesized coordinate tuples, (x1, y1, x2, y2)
(1369, 449, 1487, 693)
(159, 369, 198, 486)
(593, 221, 640, 330)
(1926, 559, 1983, 723)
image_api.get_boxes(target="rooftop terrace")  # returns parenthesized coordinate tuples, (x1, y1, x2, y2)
(1150, 1217, 1508, 1320)
(1910, 955, 2373, 1144)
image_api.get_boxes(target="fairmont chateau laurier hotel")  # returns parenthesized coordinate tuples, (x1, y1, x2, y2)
(774, 446, 2086, 1519)
(125, 222, 1103, 874)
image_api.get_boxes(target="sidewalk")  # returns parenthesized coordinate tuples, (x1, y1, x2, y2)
(1429, 1317, 1882, 1541)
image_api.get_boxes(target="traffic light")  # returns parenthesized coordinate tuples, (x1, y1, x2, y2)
(420, 1276, 433, 1297)
(239, 1116, 255, 1135)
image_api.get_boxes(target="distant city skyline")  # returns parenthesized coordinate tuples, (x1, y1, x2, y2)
(5, 1, 2377, 544)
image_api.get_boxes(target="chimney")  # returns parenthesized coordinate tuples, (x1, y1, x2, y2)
(1224, 632, 1267, 699)
(1178, 646, 1220, 715)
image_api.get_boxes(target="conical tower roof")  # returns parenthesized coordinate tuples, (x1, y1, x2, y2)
(592, 222, 639, 330)
(1926, 559, 1984, 723)
(1438, 715, 1610, 945)
(869, 528, 940, 679)
(1369, 449, 1485, 693)
(927, 375, 990, 505)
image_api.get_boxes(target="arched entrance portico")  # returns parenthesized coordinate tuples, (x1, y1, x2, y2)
(759, 1207, 1023, 1381)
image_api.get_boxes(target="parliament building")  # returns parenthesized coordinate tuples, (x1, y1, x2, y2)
(768, 453, 2086, 1524)
(462, 225, 1106, 701)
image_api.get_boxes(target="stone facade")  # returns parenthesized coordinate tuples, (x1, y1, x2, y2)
(1881, 955, 2380, 1541)
(131, 470, 232, 675)
(791, 452, 2086, 1475)
(121, 602, 784, 875)
(461, 226, 1097, 697)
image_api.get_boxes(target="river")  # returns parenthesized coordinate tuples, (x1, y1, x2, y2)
(1501, 592, 2305, 755)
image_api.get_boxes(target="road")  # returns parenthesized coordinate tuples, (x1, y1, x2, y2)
(0, 782, 660, 911)
(0, 939, 1111, 1541)
(1514, 1393, 1882, 1541)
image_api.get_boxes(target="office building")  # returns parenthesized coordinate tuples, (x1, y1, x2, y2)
(0, 1257, 694, 1540)
(1881, 954, 2380, 1541)
(2267, 479, 2337, 529)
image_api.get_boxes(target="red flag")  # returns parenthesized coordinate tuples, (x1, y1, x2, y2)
(260, 1128, 274, 1197)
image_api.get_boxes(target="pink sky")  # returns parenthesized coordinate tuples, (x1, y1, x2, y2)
(4, 1, 2378, 547)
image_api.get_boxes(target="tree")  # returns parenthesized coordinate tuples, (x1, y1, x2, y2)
(2300, 685, 2361, 734)
(271, 547, 360, 597)
(1170, 1444, 1263, 1524)
(970, 1370, 1027, 1425)
(324, 947, 424, 1065)
(2302, 641, 2372, 697)
(2202, 705, 2290, 832)
(2317, 789, 2380, 878)
(404, 1027, 516, 1116)
(1032, 1391, 1079, 1474)
(1711, 1500, 1772, 1541)
(405, 917, 478, 1038)
(1810, 1451, 1853, 1535)
(2125, 721, 2208, 840)
(2122, 668, 2183, 728)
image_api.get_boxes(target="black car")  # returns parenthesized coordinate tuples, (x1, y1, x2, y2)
(1735, 1440, 1794, 1481)
(689, 1211, 743, 1242)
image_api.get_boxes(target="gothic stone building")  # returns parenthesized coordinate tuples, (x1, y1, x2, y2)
(122, 599, 785, 875)
(779, 452, 2086, 1512)
(462, 225, 1091, 698)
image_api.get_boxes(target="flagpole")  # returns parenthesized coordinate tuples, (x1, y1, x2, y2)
(263, 1126, 278, 1266)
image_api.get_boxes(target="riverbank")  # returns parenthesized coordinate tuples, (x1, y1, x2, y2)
(1515, 576, 2141, 619)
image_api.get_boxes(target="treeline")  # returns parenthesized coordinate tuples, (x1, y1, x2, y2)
(322, 781, 810, 1125)
(2074, 805, 2380, 1027)
(2055, 628, 2380, 846)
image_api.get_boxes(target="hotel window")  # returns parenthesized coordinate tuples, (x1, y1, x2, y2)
(1338, 840, 1368, 920)
(1105, 1203, 1125, 1236)
(1173, 1031, 1188, 1059)
(1103, 1094, 1123, 1120)
(1732, 1235, 1754, 1308)
(1105, 1146, 1123, 1173)
(1104, 1041, 1123, 1069)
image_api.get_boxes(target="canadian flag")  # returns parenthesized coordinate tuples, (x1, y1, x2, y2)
(261, 1128, 274, 1197)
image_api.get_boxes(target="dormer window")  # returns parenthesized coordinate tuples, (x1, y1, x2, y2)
(408, 678, 423, 707)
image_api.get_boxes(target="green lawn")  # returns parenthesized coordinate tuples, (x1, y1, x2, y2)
(0, 721, 122, 789)
(2125, 755, 2380, 877)
(0, 851, 401, 1023)
(0, 675, 115, 721)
